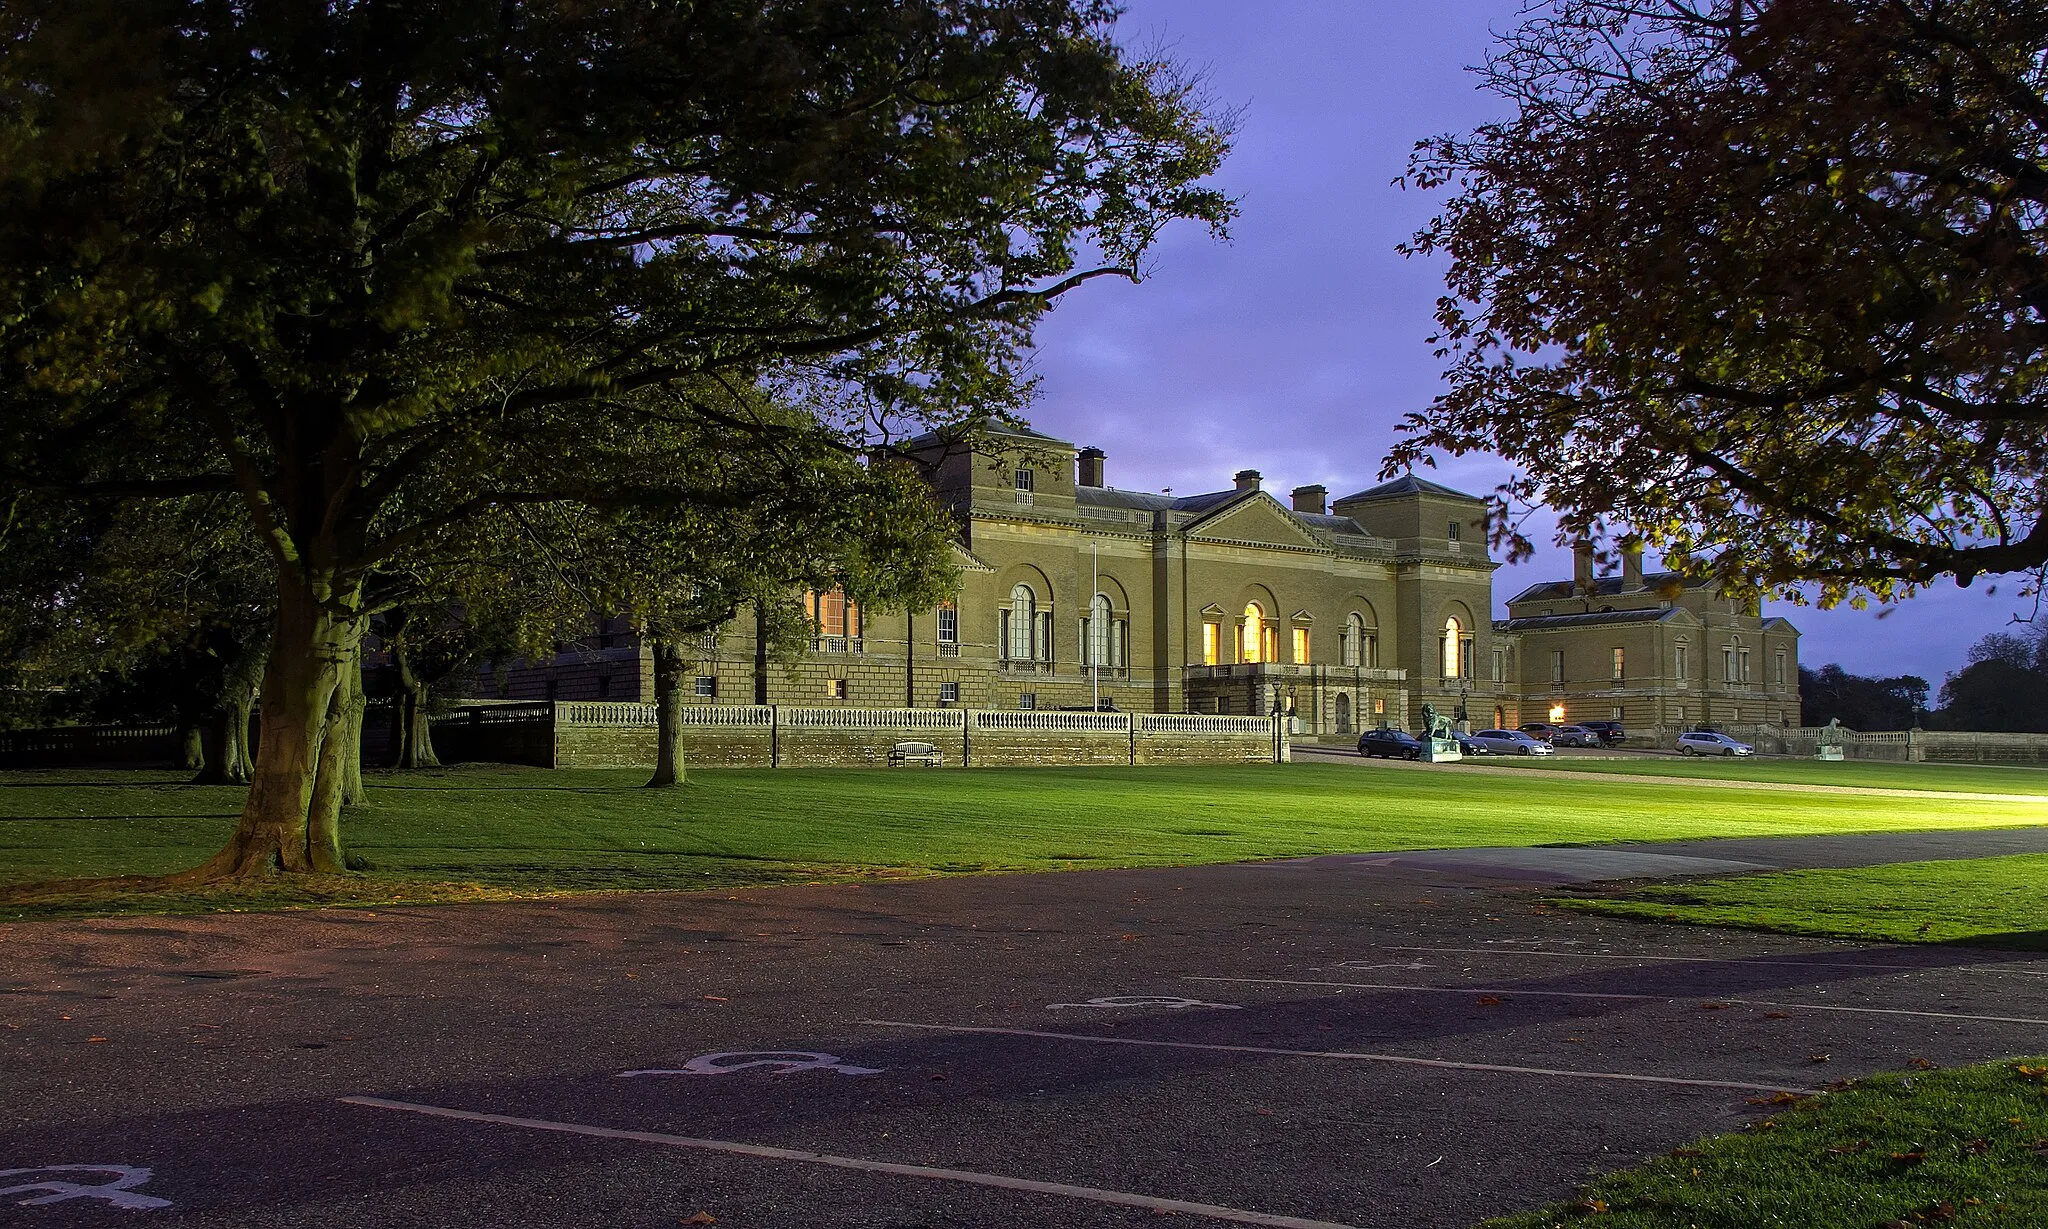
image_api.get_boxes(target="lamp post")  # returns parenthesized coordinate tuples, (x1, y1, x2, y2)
(1090, 539, 1100, 712)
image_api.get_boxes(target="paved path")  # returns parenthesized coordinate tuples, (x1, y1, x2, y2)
(1291, 742, 2048, 803)
(7, 833, 2048, 1228)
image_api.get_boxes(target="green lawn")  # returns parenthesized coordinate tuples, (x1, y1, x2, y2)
(1478, 755, 2048, 795)
(1560, 854, 2048, 949)
(1485, 1058, 2048, 1228)
(3, 761, 2045, 919)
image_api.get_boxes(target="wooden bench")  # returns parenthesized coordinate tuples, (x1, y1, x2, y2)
(888, 740, 943, 768)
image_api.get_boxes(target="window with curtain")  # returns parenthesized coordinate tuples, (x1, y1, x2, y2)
(1292, 626, 1309, 663)
(1442, 616, 1463, 678)
(1241, 603, 1265, 663)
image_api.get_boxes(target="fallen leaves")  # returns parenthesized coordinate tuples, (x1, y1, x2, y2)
(1909, 1057, 1938, 1070)
(1476, 995, 1504, 1007)
(680, 1213, 716, 1225)
(1747, 1091, 1802, 1106)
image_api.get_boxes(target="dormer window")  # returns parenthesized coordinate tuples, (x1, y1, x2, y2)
(1014, 468, 1034, 492)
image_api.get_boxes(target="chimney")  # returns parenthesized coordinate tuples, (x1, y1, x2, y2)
(1621, 544, 1644, 591)
(1233, 468, 1262, 492)
(1076, 446, 1105, 488)
(1573, 540, 1596, 596)
(1290, 484, 1327, 515)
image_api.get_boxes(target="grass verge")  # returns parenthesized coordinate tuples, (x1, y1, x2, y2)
(1484, 1058, 2048, 1228)
(1474, 755, 2048, 795)
(1556, 855, 2048, 949)
(4, 761, 2045, 921)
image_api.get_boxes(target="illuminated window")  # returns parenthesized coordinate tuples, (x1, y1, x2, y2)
(1292, 627, 1310, 663)
(1611, 647, 1625, 680)
(825, 678, 847, 699)
(1241, 603, 1266, 663)
(1372, 697, 1386, 717)
(808, 589, 860, 638)
(1441, 618, 1474, 675)
(1202, 621, 1221, 666)
(1548, 703, 1567, 722)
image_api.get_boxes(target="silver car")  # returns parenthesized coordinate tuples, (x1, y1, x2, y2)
(1471, 728, 1555, 756)
(1678, 731, 1754, 757)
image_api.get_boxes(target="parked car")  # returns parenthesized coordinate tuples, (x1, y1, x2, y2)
(1517, 722, 1564, 742)
(1471, 728, 1555, 756)
(1677, 731, 1754, 757)
(1357, 728, 1423, 760)
(1551, 724, 1603, 748)
(1453, 733, 1494, 756)
(1576, 720, 1628, 746)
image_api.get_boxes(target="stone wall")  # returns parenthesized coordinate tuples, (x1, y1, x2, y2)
(437, 702, 1285, 769)
(0, 723, 182, 769)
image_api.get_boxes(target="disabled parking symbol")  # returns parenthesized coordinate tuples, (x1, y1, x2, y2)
(620, 1051, 883, 1078)
(1, 1165, 171, 1210)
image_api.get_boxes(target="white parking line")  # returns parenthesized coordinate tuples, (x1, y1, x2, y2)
(1382, 945, 2048, 977)
(857, 1020, 1815, 1095)
(1188, 976, 2048, 1026)
(340, 1096, 1358, 1229)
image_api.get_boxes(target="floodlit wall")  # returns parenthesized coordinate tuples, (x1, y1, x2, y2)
(533, 703, 1282, 769)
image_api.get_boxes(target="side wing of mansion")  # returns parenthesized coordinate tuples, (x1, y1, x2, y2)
(488, 428, 1800, 738)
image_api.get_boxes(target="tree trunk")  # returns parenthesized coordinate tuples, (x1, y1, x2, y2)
(225, 686, 256, 782)
(392, 640, 440, 769)
(337, 651, 366, 806)
(305, 640, 362, 872)
(186, 582, 364, 879)
(177, 724, 205, 772)
(646, 637, 686, 788)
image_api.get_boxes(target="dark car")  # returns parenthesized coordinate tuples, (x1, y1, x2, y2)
(1517, 722, 1564, 742)
(1357, 728, 1422, 760)
(1454, 733, 1494, 756)
(1576, 719, 1628, 746)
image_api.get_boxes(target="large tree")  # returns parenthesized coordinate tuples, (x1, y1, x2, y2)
(0, 0, 1230, 877)
(1396, 0, 2048, 605)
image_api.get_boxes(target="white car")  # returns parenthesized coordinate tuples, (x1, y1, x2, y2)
(1678, 731, 1754, 757)
(1471, 729, 1555, 756)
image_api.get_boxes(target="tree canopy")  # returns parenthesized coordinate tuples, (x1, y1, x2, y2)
(0, 0, 1231, 876)
(1397, 0, 2048, 606)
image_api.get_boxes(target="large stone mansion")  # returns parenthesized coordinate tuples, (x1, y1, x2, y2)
(494, 427, 1800, 739)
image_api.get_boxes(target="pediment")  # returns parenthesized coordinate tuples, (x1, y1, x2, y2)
(1183, 494, 1331, 551)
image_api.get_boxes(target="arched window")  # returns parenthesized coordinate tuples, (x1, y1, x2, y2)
(1002, 584, 1035, 661)
(1341, 613, 1364, 667)
(1442, 615, 1463, 678)
(1241, 603, 1265, 663)
(1084, 593, 1123, 669)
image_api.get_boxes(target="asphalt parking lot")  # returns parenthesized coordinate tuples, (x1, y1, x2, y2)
(8, 836, 2048, 1228)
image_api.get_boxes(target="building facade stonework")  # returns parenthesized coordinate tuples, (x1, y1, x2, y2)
(488, 428, 1798, 740)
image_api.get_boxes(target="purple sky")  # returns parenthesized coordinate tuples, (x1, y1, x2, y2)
(1019, 0, 2028, 688)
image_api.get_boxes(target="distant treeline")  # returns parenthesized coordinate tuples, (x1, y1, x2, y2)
(1803, 624, 2048, 733)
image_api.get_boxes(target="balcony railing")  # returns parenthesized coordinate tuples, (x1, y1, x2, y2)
(999, 659, 1052, 675)
(936, 641, 961, 657)
(811, 636, 864, 655)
